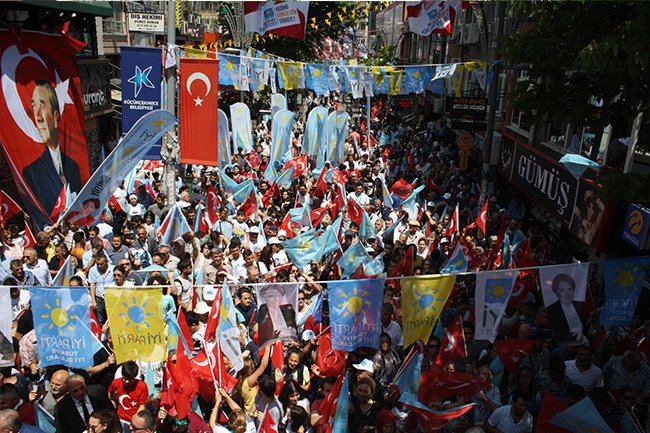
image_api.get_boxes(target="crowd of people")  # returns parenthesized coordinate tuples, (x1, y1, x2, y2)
(0, 106, 647, 433)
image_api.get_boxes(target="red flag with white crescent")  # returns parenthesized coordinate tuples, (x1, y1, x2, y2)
(240, 188, 258, 219)
(346, 197, 364, 226)
(206, 185, 221, 224)
(23, 224, 37, 249)
(330, 184, 347, 219)
(284, 155, 307, 177)
(435, 317, 467, 368)
(476, 200, 488, 234)
(0, 191, 23, 225)
(495, 339, 537, 373)
(179, 58, 219, 166)
(50, 187, 67, 220)
(312, 168, 328, 198)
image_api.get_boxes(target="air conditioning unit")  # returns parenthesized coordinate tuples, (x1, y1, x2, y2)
(182, 21, 189, 34)
(451, 22, 461, 41)
(465, 22, 480, 44)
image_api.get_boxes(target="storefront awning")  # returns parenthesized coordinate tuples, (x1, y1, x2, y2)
(21, 1, 113, 17)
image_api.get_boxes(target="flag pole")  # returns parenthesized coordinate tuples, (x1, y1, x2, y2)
(203, 341, 221, 390)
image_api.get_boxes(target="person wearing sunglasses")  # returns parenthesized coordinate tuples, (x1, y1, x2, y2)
(129, 410, 156, 433)
(421, 335, 442, 372)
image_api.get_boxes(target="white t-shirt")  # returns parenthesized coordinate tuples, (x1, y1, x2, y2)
(11, 290, 31, 320)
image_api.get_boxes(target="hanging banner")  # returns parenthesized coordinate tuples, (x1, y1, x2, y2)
(121, 46, 163, 160)
(179, 58, 218, 166)
(106, 287, 166, 363)
(600, 256, 650, 328)
(254, 283, 299, 349)
(401, 275, 456, 348)
(539, 263, 589, 345)
(230, 102, 254, 153)
(30, 287, 101, 369)
(61, 110, 176, 226)
(329, 278, 384, 351)
(0, 30, 91, 228)
(474, 269, 518, 343)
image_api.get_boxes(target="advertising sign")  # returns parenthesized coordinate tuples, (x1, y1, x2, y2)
(128, 13, 165, 33)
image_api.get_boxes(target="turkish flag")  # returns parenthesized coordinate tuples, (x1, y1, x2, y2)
(317, 372, 345, 431)
(351, 263, 367, 280)
(401, 400, 475, 433)
(316, 329, 346, 377)
(387, 244, 415, 293)
(426, 174, 444, 193)
(509, 270, 536, 307)
(169, 346, 198, 419)
(179, 58, 218, 166)
(435, 317, 467, 368)
(419, 371, 489, 406)
(346, 197, 364, 226)
(23, 224, 37, 249)
(203, 287, 222, 343)
(513, 238, 538, 268)
(312, 168, 328, 198)
(445, 205, 459, 238)
(495, 340, 537, 374)
(310, 205, 331, 228)
(89, 307, 102, 340)
(108, 195, 122, 213)
(476, 200, 488, 234)
(0, 30, 90, 224)
(247, 151, 262, 170)
(536, 390, 572, 433)
(487, 212, 508, 270)
(0, 191, 23, 225)
(284, 155, 307, 177)
(176, 310, 195, 356)
(206, 185, 221, 224)
(278, 212, 293, 239)
(258, 406, 279, 433)
(240, 188, 258, 219)
(390, 178, 414, 199)
(330, 185, 347, 219)
(49, 187, 67, 220)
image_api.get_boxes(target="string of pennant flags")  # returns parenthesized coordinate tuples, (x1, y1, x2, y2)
(167, 43, 498, 96)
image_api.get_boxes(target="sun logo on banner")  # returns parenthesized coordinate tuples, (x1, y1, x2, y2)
(43, 298, 78, 336)
(410, 286, 444, 318)
(612, 263, 644, 296)
(338, 286, 372, 322)
(119, 297, 155, 332)
(486, 279, 512, 303)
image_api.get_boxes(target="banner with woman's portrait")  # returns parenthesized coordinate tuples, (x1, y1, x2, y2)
(539, 263, 589, 345)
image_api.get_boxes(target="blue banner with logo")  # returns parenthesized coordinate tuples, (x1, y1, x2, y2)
(601, 256, 650, 327)
(329, 278, 384, 351)
(30, 287, 102, 368)
(121, 46, 163, 160)
(622, 204, 650, 249)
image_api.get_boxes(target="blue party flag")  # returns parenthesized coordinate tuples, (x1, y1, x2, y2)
(331, 374, 349, 433)
(337, 241, 371, 279)
(283, 228, 321, 268)
(601, 256, 650, 327)
(328, 278, 384, 351)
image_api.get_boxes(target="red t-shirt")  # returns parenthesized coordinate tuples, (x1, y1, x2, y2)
(108, 378, 149, 421)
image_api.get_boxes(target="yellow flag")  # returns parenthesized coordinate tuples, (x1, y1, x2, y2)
(185, 47, 207, 58)
(401, 275, 456, 347)
(452, 64, 465, 97)
(106, 288, 167, 364)
(387, 70, 403, 95)
(278, 60, 302, 90)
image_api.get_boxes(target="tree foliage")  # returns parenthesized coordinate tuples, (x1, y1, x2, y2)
(501, 1, 650, 135)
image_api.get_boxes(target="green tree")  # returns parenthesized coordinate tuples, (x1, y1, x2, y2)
(501, 1, 650, 144)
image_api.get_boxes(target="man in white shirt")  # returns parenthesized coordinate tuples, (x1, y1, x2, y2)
(348, 183, 370, 207)
(22, 248, 51, 286)
(487, 390, 533, 433)
(564, 345, 604, 392)
(88, 253, 115, 325)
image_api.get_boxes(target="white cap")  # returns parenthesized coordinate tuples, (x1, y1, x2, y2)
(440, 237, 450, 244)
(269, 237, 281, 245)
(249, 226, 260, 234)
(202, 285, 217, 302)
(443, 193, 452, 200)
(278, 229, 288, 238)
(353, 359, 375, 374)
